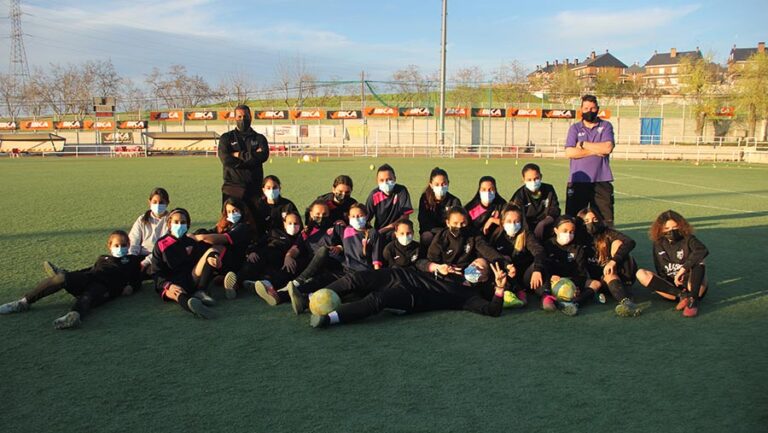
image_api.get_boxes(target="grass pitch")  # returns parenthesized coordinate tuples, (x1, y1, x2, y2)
(0, 156, 766, 433)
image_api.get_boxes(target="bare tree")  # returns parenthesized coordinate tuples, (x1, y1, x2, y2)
(145, 64, 215, 109)
(492, 60, 531, 104)
(390, 65, 436, 106)
(218, 70, 256, 108)
(120, 78, 147, 114)
(85, 59, 121, 98)
(275, 55, 317, 111)
(450, 66, 485, 106)
(0, 74, 23, 120)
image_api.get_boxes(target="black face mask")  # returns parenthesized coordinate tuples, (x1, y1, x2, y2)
(333, 192, 348, 203)
(664, 229, 682, 242)
(236, 117, 251, 132)
(585, 222, 605, 236)
(582, 111, 599, 123)
(448, 226, 468, 238)
(311, 216, 329, 228)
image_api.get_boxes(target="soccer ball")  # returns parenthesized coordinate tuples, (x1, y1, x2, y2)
(551, 278, 576, 301)
(309, 289, 341, 316)
(302, 154, 311, 162)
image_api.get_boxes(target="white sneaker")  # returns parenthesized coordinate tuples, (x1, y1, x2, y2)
(0, 299, 29, 314)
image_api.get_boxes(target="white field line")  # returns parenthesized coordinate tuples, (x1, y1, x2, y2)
(615, 173, 768, 200)
(614, 190, 760, 214)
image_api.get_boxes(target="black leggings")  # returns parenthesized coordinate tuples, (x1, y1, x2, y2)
(647, 265, 707, 300)
(24, 273, 113, 317)
(333, 273, 415, 323)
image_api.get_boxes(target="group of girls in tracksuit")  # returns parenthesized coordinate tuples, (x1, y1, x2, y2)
(0, 161, 710, 329)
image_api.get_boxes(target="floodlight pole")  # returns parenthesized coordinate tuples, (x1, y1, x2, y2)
(438, 0, 447, 145)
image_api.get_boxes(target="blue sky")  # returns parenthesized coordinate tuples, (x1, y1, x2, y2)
(1, 0, 765, 85)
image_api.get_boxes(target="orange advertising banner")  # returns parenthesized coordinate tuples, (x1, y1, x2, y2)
(255, 110, 288, 120)
(55, 120, 87, 129)
(290, 110, 326, 120)
(576, 109, 612, 120)
(219, 110, 236, 121)
(716, 106, 735, 117)
(92, 120, 115, 130)
(0, 121, 18, 130)
(184, 111, 217, 121)
(327, 110, 361, 120)
(118, 120, 148, 129)
(400, 107, 433, 117)
(508, 108, 541, 118)
(444, 107, 469, 117)
(20, 120, 54, 130)
(149, 111, 183, 121)
(364, 107, 398, 117)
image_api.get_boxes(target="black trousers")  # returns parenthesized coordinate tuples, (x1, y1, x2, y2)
(566, 181, 614, 226)
(24, 272, 114, 317)
(332, 273, 415, 323)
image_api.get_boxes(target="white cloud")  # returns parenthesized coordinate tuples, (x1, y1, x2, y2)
(551, 4, 701, 38)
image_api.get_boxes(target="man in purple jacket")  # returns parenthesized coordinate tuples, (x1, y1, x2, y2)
(564, 94, 616, 226)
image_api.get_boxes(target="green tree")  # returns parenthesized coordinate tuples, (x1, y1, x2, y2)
(734, 52, 768, 140)
(678, 55, 721, 137)
(548, 65, 580, 103)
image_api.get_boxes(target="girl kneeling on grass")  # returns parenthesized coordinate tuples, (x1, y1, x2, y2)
(576, 208, 641, 317)
(464, 176, 507, 238)
(635, 210, 709, 318)
(128, 187, 171, 275)
(542, 216, 594, 316)
(0, 230, 143, 329)
(150, 208, 223, 319)
(488, 204, 546, 308)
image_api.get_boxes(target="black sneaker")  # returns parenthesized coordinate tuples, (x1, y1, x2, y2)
(558, 301, 579, 316)
(53, 311, 81, 329)
(223, 272, 238, 300)
(254, 281, 281, 306)
(194, 291, 216, 306)
(310, 314, 330, 328)
(615, 298, 641, 317)
(187, 298, 214, 319)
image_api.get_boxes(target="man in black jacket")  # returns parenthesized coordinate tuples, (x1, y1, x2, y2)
(218, 105, 270, 214)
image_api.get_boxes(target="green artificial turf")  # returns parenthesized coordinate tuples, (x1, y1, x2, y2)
(0, 156, 766, 433)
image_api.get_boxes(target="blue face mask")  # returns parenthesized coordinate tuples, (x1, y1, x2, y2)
(151, 203, 167, 215)
(464, 264, 482, 284)
(432, 185, 449, 198)
(227, 212, 241, 224)
(504, 222, 522, 237)
(525, 179, 542, 192)
(170, 223, 188, 238)
(111, 246, 128, 258)
(480, 191, 496, 205)
(378, 180, 395, 194)
(263, 188, 280, 201)
(350, 216, 367, 230)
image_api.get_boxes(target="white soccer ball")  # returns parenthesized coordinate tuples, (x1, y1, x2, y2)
(302, 154, 311, 162)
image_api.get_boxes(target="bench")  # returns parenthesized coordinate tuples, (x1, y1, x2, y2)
(142, 131, 220, 152)
(0, 133, 66, 154)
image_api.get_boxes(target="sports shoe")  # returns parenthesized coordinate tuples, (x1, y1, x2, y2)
(615, 298, 641, 317)
(223, 272, 238, 300)
(194, 290, 216, 306)
(310, 314, 330, 328)
(287, 284, 308, 315)
(596, 292, 607, 304)
(0, 299, 29, 315)
(558, 301, 579, 316)
(541, 294, 557, 312)
(254, 281, 281, 306)
(187, 298, 214, 319)
(675, 296, 689, 311)
(515, 290, 528, 306)
(683, 298, 699, 318)
(503, 291, 525, 309)
(53, 311, 81, 329)
(43, 261, 66, 278)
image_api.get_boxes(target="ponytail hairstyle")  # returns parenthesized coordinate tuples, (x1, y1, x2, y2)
(501, 203, 526, 252)
(423, 167, 449, 211)
(166, 208, 191, 228)
(577, 207, 610, 265)
(649, 209, 693, 243)
(141, 187, 170, 225)
(333, 175, 354, 190)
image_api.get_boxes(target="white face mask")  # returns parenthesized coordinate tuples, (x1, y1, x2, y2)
(432, 185, 448, 198)
(227, 212, 242, 224)
(111, 246, 128, 258)
(350, 216, 367, 230)
(378, 180, 395, 194)
(263, 188, 280, 201)
(525, 179, 542, 192)
(285, 223, 300, 236)
(556, 232, 574, 246)
(397, 234, 413, 246)
(480, 191, 495, 205)
(150, 203, 167, 215)
(503, 222, 522, 237)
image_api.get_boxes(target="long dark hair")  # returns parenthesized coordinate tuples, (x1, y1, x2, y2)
(216, 198, 257, 235)
(468, 176, 499, 206)
(141, 187, 170, 225)
(423, 167, 449, 211)
(577, 207, 611, 264)
(650, 209, 694, 243)
(333, 175, 353, 190)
